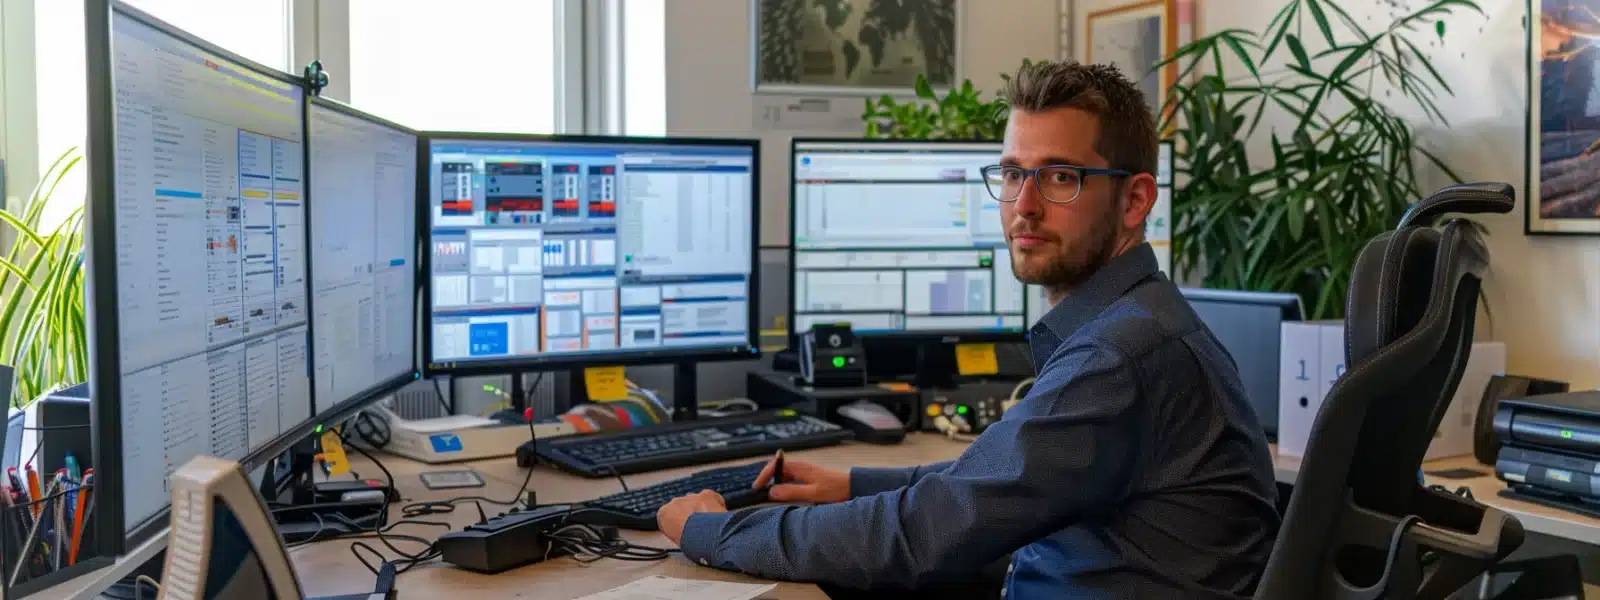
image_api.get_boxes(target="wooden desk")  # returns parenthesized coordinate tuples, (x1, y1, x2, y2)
(292, 433, 970, 599)
(1270, 447, 1600, 546)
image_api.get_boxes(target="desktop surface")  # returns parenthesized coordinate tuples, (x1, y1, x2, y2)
(288, 434, 973, 598)
(422, 136, 758, 371)
(788, 140, 1025, 338)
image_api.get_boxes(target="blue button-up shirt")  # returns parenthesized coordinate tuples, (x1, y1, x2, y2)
(680, 243, 1280, 598)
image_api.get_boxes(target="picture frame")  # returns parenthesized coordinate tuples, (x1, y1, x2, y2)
(1525, 0, 1600, 235)
(1075, 0, 1193, 132)
(752, 0, 962, 95)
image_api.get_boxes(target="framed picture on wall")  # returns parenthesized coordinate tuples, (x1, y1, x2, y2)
(752, 0, 961, 95)
(1526, 0, 1600, 235)
(1074, 0, 1193, 132)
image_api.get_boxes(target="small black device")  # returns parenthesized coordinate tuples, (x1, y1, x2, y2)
(921, 381, 1022, 435)
(799, 324, 867, 388)
(1473, 374, 1569, 465)
(526, 410, 853, 476)
(833, 400, 906, 444)
(1493, 391, 1600, 507)
(566, 461, 772, 530)
(435, 505, 577, 573)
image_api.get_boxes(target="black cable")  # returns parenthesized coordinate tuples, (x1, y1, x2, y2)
(431, 377, 453, 416)
(22, 425, 91, 431)
(399, 383, 545, 518)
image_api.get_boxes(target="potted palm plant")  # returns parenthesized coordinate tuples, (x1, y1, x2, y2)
(1157, 0, 1482, 319)
(0, 148, 90, 407)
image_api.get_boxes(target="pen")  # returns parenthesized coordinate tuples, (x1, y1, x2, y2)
(24, 466, 40, 520)
(771, 449, 785, 486)
(69, 473, 91, 566)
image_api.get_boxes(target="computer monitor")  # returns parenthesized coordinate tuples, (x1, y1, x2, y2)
(307, 98, 421, 415)
(788, 139, 1025, 340)
(420, 134, 761, 374)
(1180, 288, 1305, 439)
(85, 1, 318, 553)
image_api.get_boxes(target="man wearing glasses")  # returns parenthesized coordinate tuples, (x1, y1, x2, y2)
(657, 61, 1279, 599)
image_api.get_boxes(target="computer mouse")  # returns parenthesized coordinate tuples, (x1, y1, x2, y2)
(834, 401, 906, 444)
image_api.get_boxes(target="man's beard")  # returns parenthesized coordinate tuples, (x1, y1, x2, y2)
(1010, 201, 1121, 290)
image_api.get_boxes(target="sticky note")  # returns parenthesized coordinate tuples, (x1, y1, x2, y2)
(584, 366, 628, 401)
(955, 343, 998, 376)
(319, 429, 351, 477)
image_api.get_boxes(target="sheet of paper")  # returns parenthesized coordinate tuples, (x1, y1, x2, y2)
(576, 575, 777, 600)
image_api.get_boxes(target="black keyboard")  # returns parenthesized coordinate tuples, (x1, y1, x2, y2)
(567, 461, 771, 530)
(524, 410, 852, 477)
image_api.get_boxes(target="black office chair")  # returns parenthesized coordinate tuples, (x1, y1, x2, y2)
(1254, 182, 1524, 599)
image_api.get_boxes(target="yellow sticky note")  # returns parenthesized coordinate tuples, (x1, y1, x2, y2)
(584, 366, 628, 401)
(319, 429, 351, 477)
(955, 343, 998, 376)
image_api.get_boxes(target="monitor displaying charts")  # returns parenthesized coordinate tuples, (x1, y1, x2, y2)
(422, 135, 760, 372)
(789, 140, 1025, 338)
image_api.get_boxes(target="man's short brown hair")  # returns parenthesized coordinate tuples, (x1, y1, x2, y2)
(1001, 61, 1158, 176)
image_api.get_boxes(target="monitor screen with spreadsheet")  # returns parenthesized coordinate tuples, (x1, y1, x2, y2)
(86, 2, 318, 551)
(421, 134, 760, 373)
(789, 139, 1025, 339)
(308, 99, 419, 415)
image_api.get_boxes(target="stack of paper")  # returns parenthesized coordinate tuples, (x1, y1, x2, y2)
(575, 575, 777, 600)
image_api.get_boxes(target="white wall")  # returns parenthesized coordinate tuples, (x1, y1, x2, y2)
(1194, 0, 1600, 389)
(663, 0, 1062, 246)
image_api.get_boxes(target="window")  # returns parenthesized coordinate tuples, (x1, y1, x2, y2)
(348, 0, 560, 134)
(30, 0, 290, 229)
(622, 0, 665, 136)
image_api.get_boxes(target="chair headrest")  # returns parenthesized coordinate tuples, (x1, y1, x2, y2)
(1343, 182, 1508, 365)
(1398, 182, 1515, 229)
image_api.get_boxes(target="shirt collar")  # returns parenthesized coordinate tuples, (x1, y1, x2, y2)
(1032, 242, 1160, 342)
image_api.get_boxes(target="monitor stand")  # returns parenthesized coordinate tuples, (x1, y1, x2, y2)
(910, 342, 962, 390)
(259, 437, 395, 544)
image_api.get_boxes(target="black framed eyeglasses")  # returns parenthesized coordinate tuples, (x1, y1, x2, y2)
(980, 164, 1130, 204)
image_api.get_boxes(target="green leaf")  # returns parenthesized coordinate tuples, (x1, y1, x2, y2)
(914, 74, 935, 100)
(1305, 0, 1339, 48)
(1286, 35, 1312, 71)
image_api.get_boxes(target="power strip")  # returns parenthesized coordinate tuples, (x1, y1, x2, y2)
(434, 505, 581, 573)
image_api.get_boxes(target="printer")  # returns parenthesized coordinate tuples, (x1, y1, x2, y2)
(1493, 391, 1600, 510)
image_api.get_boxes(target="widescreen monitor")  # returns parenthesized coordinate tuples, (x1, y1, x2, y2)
(421, 134, 760, 374)
(86, 1, 317, 552)
(307, 98, 420, 415)
(789, 139, 1025, 340)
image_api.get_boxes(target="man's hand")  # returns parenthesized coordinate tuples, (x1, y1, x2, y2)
(753, 457, 851, 504)
(658, 490, 727, 545)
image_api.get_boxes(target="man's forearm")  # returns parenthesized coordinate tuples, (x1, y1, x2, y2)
(849, 460, 953, 497)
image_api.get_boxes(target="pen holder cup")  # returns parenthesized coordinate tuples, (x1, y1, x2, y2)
(0, 478, 98, 598)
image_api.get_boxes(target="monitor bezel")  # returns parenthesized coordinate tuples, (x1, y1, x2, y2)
(304, 96, 425, 419)
(87, 0, 333, 556)
(416, 131, 763, 376)
(786, 136, 1023, 345)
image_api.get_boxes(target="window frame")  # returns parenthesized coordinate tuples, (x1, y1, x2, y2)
(2, 0, 606, 220)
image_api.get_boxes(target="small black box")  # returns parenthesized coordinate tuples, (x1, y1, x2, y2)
(747, 369, 920, 429)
